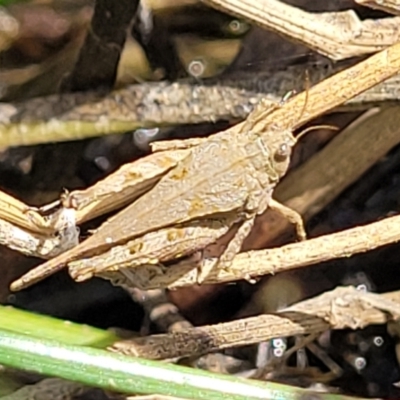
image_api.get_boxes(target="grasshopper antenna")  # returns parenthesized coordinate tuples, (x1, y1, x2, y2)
(293, 69, 338, 142)
(295, 124, 338, 142)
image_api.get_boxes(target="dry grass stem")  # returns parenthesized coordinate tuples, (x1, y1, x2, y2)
(276, 106, 400, 219)
(2, 378, 89, 400)
(110, 287, 400, 360)
(0, 218, 62, 259)
(0, 208, 79, 259)
(103, 212, 400, 289)
(202, 0, 400, 59)
(356, 0, 400, 15)
(257, 41, 400, 131)
(2, 59, 400, 147)
(123, 287, 241, 372)
(0, 190, 51, 234)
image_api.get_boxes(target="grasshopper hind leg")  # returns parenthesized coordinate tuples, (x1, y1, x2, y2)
(196, 217, 256, 284)
(196, 199, 307, 284)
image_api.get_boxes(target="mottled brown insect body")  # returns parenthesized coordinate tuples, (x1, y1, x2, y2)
(11, 105, 301, 290)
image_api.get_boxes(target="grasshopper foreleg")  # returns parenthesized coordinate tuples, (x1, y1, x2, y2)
(269, 199, 307, 241)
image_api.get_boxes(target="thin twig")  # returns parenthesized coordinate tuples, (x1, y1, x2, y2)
(131, 2, 186, 80)
(125, 287, 249, 373)
(0, 190, 50, 234)
(0, 378, 88, 400)
(60, 0, 140, 92)
(2, 58, 400, 147)
(110, 287, 400, 360)
(0, 209, 79, 259)
(104, 212, 400, 289)
(255, 41, 400, 131)
(276, 106, 400, 219)
(201, 0, 400, 59)
(126, 288, 193, 333)
(356, 0, 400, 15)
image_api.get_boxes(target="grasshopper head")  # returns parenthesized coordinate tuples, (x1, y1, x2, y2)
(267, 123, 338, 180)
(268, 129, 296, 179)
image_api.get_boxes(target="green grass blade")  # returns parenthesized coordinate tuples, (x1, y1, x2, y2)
(0, 328, 361, 400)
(0, 328, 282, 399)
(0, 305, 119, 347)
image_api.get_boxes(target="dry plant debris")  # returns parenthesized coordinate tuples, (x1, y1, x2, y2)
(2, 0, 400, 398)
(110, 287, 400, 360)
(202, 0, 400, 59)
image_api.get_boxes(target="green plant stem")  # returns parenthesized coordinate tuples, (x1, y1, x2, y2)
(0, 328, 361, 400)
(0, 305, 119, 347)
(0, 306, 370, 399)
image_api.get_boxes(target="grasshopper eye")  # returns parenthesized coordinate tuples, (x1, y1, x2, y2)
(274, 143, 291, 161)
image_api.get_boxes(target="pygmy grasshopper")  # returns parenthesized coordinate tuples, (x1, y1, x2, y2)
(11, 41, 400, 291)
(11, 98, 306, 290)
